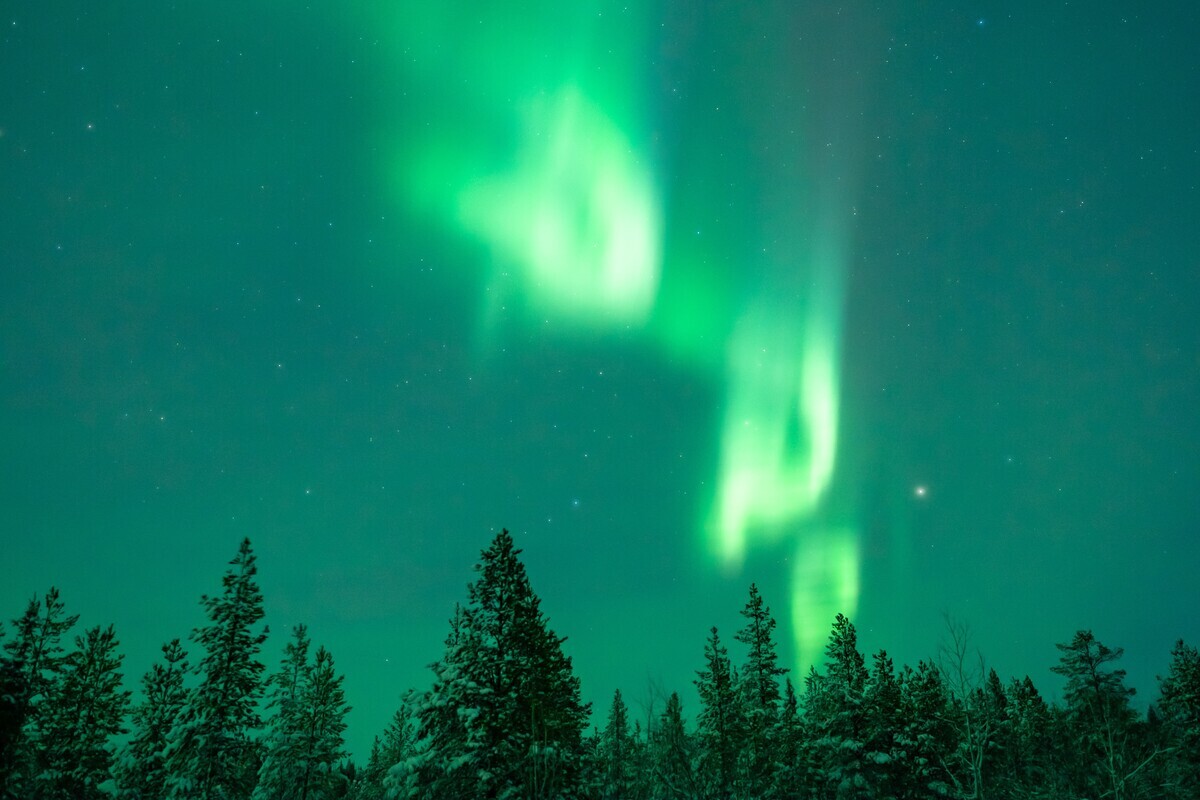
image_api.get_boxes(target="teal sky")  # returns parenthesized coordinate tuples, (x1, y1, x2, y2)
(2, 2, 1198, 759)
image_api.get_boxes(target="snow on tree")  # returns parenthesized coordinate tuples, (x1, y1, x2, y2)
(598, 689, 635, 799)
(397, 529, 589, 800)
(694, 626, 741, 800)
(805, 613, 871, 799)
(650, 691, 697, 800)
(113, 638, 189, 800)
(38, 624, 131, 799)
(349, 698, 415, 800)
(165, 537, 269, 800)
(733, 583, 787, 799)
(1157, 639, 1200, 797)
(0, 587, 78, 797)
(1052, 629, 1155, 800)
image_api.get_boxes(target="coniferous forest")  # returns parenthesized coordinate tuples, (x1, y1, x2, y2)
(2, 532, 1198, 800)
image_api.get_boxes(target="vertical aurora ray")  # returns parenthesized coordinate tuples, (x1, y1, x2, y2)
(373, 0, 864, 671)
(707, 231, 856, 667)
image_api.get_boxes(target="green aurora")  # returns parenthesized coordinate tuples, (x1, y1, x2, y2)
(386, 1, 857, 667)
(3, 0, 1198, 762)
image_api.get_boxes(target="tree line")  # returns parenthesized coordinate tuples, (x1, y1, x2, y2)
(1, 531, 1197, 799)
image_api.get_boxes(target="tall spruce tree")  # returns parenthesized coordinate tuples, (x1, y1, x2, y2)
(1157, 639, 1200, 798)
(253, 624, 354, 800)
(39, 624, 131, 799)
(896, 660, 955, 798)
(650, 692, 696, 800)
(695, 626, 740, 800)
(809, 613, 870, 800)
(599, 689, 635, 800)
(774, 679, 801, 800)
(115, 638, 189, 800)
(0, 588, 78, 797)
(733, 584, 787, 798)
(166, 537, 269, 800)
(860, 650, 903, 797)
(1005, 675, 1054, 795)
(352, 699, 415, 800)
(400, 529, 588, 800)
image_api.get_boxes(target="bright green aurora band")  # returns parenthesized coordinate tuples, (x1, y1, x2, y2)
(385, 3, 856, 669)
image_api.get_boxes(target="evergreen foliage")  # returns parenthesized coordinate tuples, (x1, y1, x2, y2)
(1157, 639, 1200, 797)
(255, 626, 351, 800)
(115, 638, 189, 799)
(397, 529, 589, 800)
(39, 624, 131, 799)
(1051, 630, 1152, 800)
(650, 692, 696, 799)
(695, 626, 741, 799)
(733, 584, 786, 799)
(599, 689, 635, 799)
(0, 587, 78, 798)
(2, 533, 1198, 800)
(166, 537, 269, 800)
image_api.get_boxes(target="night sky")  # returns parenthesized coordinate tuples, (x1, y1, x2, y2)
(3, 2, 1198, 760)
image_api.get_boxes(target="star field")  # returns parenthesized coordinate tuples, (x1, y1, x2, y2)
(2, 1, 1198, 760)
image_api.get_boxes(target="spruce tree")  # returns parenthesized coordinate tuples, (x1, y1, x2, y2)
(599, 689, 634, 799)
(0, 588, 78, 797)
(695, 626, 740, 800)
(294, 645, 350, 799)
(810, 613, 870, 800)
(39, 624, 131, 799)
(1005, 675, 1053, 795)
(254, 624, 312, 800)
(115, 638, 189, 800)
(401, 529, 588, 800)
(861, 650, 903, 797)
(650, 692, 696, 800)
(166, 537, 269, 800)
(774, 679, 801, 799)
(733, 584, 787, 798)
(895, 660, 955, 798)
(1157, 639, 1200, 798)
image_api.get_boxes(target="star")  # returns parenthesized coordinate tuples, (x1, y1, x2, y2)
(914, 485, 928, 498)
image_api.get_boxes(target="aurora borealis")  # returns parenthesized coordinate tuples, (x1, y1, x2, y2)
(3, 0, 1198, 761)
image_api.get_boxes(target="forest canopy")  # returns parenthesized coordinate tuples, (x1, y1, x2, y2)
(1, 531, 1197, 800)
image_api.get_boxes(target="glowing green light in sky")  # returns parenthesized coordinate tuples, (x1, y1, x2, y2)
(456, 87, 661, 328)
(710, 296, 841, 568)
(379, 0, 860, 671)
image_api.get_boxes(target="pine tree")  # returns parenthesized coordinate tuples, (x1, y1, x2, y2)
(774, 679, 801, 799)
(400, 529, 589, 800)
(254, 626, 350, 800)
(861, 649, 903, 798)
(650, 692, 696, 800)
(115, 638, 189, 800)
(733, 584, 787, 798)
(294, 645, 350, 799)
(166, 537, 269, 800)
(695, 626, 740, 800)
(599, 689, 635, 799)
(808, 613, 870, 800)
(977, 668, 1012, 795)
(359, 700, 415, 800)
(1051, 630, 1151, 800)
(38, 624, 131, 799)
(1157, 639, 1200, 798)
(1005, 675, 1054, 796)
(0, 588, 78, 797)
(896, 661, 955, 799)
(254, 625, 311, 800)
